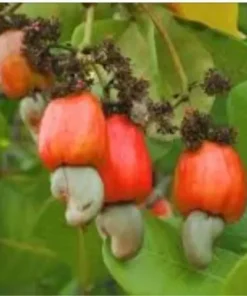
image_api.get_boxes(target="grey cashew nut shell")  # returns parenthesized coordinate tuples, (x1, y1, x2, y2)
(19, 94, 47, 142)
(96, 204, 144, 260)
(50, 166, 104, 226)
(182, 210, 225, 269)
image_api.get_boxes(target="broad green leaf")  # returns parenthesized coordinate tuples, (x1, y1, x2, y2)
(33, 199, 109, 284)
(153, 8, 215, 135)
(0, 112, 9, 151)
(145, 137, 173, 163)
(0, 171, 50, 239)
(223, 253, 247, 295)
(227, 81, 247, 167)
(210, 98, 229, 125)
(238, 4, 247, 36)
(154, 139, 183, 174)
(17, 3, 83, 41)
(103, 213, 240, 295)
(0, 172, 69, 294)
(219, 212, 247, 254)
(182, 20, 247, 86)
(0, 236, 65, 294)
(59, 279, 78, 295)
(0, 98, 18, 124)
(166, 3, 243, 38)
(71, 19, 129, 47)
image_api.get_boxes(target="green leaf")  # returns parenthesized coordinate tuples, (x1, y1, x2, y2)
(0, 172, 50, 239)
(0, 112, 9, 151)
(17, 3, 83, 41)
(71, 19, 129, 47)
(33, 199, 109, 284)
(153, 9, 215, 135)
(238, 4, 247, 36)
(0, 237, 64, 294)
(210, 97, 229, 125)
(103, 213, 239, 295)
(154, 139, 183, 174)
(145, 137, 172, 163)
(0, 172, 69, 294)
(227, 80, 247, 167)
(223, 253, 247, 295)
(181, 18, 247, 86)
(219, 212, 247, 254)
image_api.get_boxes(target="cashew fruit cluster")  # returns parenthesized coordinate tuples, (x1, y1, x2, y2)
(0, 29, 52, 99)
(173, 140, 247, 268)
(24, 91, 154, 260)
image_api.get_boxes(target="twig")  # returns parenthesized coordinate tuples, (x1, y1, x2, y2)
(138, 3, 188, 94)
(78, 4, 95, 51)
(140, 174, 172, 209)
(3, 3, 22, 14)
(172, 94, 189, 109)
(77, 227, 92, 295)
(91, 63, 106, 89)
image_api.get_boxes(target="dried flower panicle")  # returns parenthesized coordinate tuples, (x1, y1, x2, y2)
(202, 68, 231, 96)
(50, 52, 93, 98)
(0, 3, 9, 11)
(181, 109, 237, 150)
(91, 39, 180, 135)
(103, 101, 131, 117)
(22, 17, 60, 74)
(208, 126, 237, 145)
(0, 13, 30, 34)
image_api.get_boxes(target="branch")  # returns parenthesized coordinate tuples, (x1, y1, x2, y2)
(77, 227, 93, 295)
(3, 3, 22, 14)
(78, 4, 95, 51)
(139, 3, 188, 94)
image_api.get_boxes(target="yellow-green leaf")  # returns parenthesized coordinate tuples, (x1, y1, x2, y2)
(166, 3, 244, 39)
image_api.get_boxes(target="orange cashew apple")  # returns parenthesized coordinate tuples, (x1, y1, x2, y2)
(96, 114, 153, 259)
(0, 30, 52, 99)
(174, 141, 246, 223)
(38, 92, 107, 170)
(150, 198, 172, 219)
(98, 114, 153, 204)
(38, 92, 107, 226)
(173, 140, 247, 268)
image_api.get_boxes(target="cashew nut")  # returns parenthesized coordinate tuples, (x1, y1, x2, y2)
(50, 166, 104, 226)
(96, 203, 144, 260)
(19, 93, 47, 142)
(182, 210, 225, 269)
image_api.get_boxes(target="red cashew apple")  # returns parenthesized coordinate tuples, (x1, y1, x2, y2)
(174, 140, 246, 222)
(0, 30, 53, 99)
(150, 198, 172, 219)
(38, 92, 107, 226)
(97, 114, 152, 259)
(173, 140, 247, 268)
(98, 114, 153, 204)
(38, 92, 107, 171)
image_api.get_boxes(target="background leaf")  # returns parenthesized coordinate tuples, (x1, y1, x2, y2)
(227, 80, 247, 167)
(17, 3, 83, 42)
(103, 213, 240, 295)
(165, 3, 242, 38)
(223, 253, 247, 295)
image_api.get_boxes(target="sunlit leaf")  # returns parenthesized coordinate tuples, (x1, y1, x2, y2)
(166, 3, 244, 39)
(103, 213, 240, 295)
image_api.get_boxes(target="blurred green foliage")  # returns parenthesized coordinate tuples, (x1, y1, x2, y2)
(2, 3, 247, 295)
